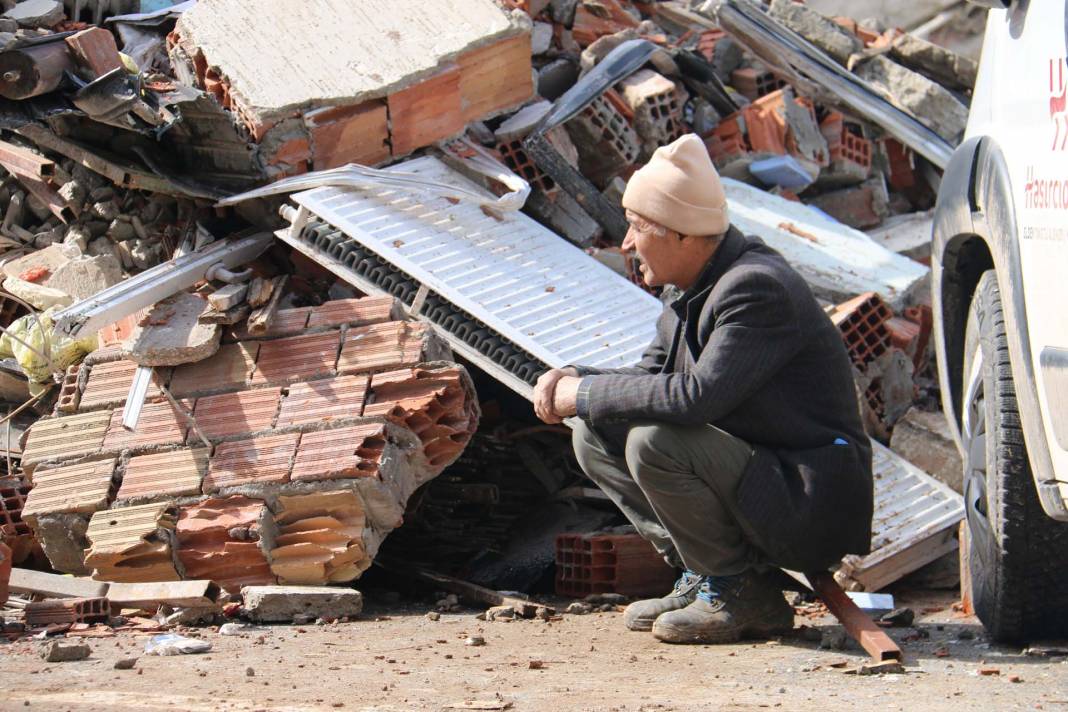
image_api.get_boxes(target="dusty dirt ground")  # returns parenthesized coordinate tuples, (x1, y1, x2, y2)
(1, 589, 1066, 712)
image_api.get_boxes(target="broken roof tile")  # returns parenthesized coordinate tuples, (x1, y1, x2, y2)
(336, 321, 428, 374)
(22, 411, 112, 468)
(21, 458, 117, 525)
(102, 400, 190, 452)
(169, 342, 258, 398)
(189, 387, 282, 441)
(79, 360, 165, 411)
(291, 423, 387, 481)
(275, 375, 368, 429)
(231, 306, 312, 340)
(203, 433, 300, 492)
(116, 448, 209, 501)
(250, 331, 340, 386)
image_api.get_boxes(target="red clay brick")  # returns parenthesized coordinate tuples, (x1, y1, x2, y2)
(203, 433, 299, 492)
(169, 342, 258, 398)
(304, 100, 390, 169)
(457, 33, 533, 122)
(189, 388, 282, 441)
(102, 400, 190, 452)
(337, 321, 427, 375)
(80, 360, 163, 411)
(388, 64, 464, 156)
(176, 496, 274, 593)
(117, 448, 209, 501)
(306, 296, 398, 330)
(291, 423, 386, 481)
(250, 331, 340, 386)
(275, 375, 368, 429)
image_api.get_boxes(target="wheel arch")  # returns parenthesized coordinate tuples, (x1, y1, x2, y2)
(933, 135, 1068, 521)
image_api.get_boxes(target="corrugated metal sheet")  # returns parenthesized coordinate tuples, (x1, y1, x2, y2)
(837, 441, 965, 592)
(287, 156, 661, 373)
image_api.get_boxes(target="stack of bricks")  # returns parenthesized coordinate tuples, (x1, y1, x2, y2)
(618, 69, 688, 161)
(819, 112, 873, 187)
(565, 93, 642, 189)
(706, 88, 828, 173)
(19, 295, 479, 590)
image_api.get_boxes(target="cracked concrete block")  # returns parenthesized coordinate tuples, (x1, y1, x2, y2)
(46, 255, 124, 302)
(890, 407, 962, 494)
(767, 0, 862, 64)
(127, 292, 221, 367)
(854, 55, 968, 142)
(889, 33, 978, 92)
(3, 0, 63, 29)
(241, 585, 363, 623)
(31, 512, 92, 575)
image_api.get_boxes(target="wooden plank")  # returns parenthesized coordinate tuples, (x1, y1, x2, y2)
(246, 274, 288, 335)
(8, 568, 109, 599)
(0, 139, 54, 178)
(105, 580, 220, 609)
(807, 571, 902, 662)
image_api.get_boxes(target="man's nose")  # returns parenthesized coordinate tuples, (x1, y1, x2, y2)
(621, 229, 635, 253)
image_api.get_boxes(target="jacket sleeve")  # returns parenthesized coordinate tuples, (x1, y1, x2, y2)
(568, 307, 671, 377)
(577, 271, 804, 426)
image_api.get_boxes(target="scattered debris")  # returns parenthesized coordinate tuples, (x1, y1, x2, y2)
(40, 640, 91, 662)
(241, 586, 364, 624)
(143, 633, 212, 656)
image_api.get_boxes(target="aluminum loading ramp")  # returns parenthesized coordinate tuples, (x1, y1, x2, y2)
(279, 156, 662, 398)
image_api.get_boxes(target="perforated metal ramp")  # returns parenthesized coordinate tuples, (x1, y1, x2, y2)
(835, 441, 965, 592)
(279, 155, 661, 398)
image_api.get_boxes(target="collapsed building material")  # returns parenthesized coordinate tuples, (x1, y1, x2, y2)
(835, 442, 964, 592)
(22, 296, 480, 585)
(0, 542, 9, 606)
(84, 501, 180, 582)
(106, 579, 220, 609)
(806, 571, 902, 663)
(704, 0, 955, 168)
(274, 156, 661, 398)
(722, 179, 928, 310)
(7, 568, 109, 599)
(241, 585, 363, 623)
(24, 596, 112, 626)
(52, 232, 272, 340)
(555, 532, 676, 598)
(889, 408, 962, 494)
(0, 477, 34, 563)
(168, 0, 533, 176)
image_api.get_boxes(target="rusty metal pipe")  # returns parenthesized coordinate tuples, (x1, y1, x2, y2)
(0, 41, 76, 100)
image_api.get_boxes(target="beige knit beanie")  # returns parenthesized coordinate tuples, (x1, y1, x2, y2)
(621, 133, 729, 237)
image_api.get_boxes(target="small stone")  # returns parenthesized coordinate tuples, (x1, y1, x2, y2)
(57, 181, 86, 210)
(958, 629, 975, 640)
(89, 200, 119, 221)
(425, 611, 441, 621)
(106, 218, 136, 242)
(820, 628, 848, 651)
(566, 602, 592, 615)
(464, 636, 485, 647)
(1009, 675, 1022, 683)
(528, 659, 544, 669)
(583, 593, 627, 605)
(113, 657, 137, 670)
(535, 606, 552, 620)
(879, 607, 915, 628)
(40, 641, 90, 663)
(246, 667, 255, 677)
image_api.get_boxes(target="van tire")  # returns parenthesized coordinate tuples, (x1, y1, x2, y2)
(961, 271, 1068, 642)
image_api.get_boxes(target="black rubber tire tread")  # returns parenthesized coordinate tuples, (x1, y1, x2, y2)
(964, 271, 1068, 642)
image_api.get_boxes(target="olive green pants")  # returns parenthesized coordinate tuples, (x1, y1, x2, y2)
(572, 419, 761, 577)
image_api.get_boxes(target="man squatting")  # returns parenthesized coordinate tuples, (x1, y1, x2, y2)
(533, 134, 874, 644)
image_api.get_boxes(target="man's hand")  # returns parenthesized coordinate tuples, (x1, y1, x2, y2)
(534, 367, 578, 424)
(552, 376, 580, 419)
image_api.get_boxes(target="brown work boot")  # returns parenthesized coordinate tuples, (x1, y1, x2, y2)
(651, 570, 794, 644)
(623, 570, 702, 631)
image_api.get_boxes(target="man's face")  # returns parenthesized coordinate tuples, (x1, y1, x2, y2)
(622, 211, 683, 288)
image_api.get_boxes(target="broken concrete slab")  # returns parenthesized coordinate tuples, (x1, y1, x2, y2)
(854, 55, 969, 142)
(723, 177, 927, 310)
(241, 585, 363, 623)
(866, 210, 933, 262)
(888, 32, 978, 91)
(4, 0, 64, 29)
(767, 0, 862, 64)
(46, 254, 124, 302)
(40, 640, 91, 663)
(127, 292, 221, 367)
(1, 276, 71, 310)
(890, 407, 963, 494)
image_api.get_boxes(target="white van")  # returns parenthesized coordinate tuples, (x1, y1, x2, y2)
(932, 0, 1068, 641)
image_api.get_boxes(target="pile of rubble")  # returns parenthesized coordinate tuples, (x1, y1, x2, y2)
(0, 0, 980, 633)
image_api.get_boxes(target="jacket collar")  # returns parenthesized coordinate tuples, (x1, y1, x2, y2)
(670, 226, 748, 315)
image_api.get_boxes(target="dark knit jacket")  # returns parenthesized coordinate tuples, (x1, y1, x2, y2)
(574, 227, 873, 572)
